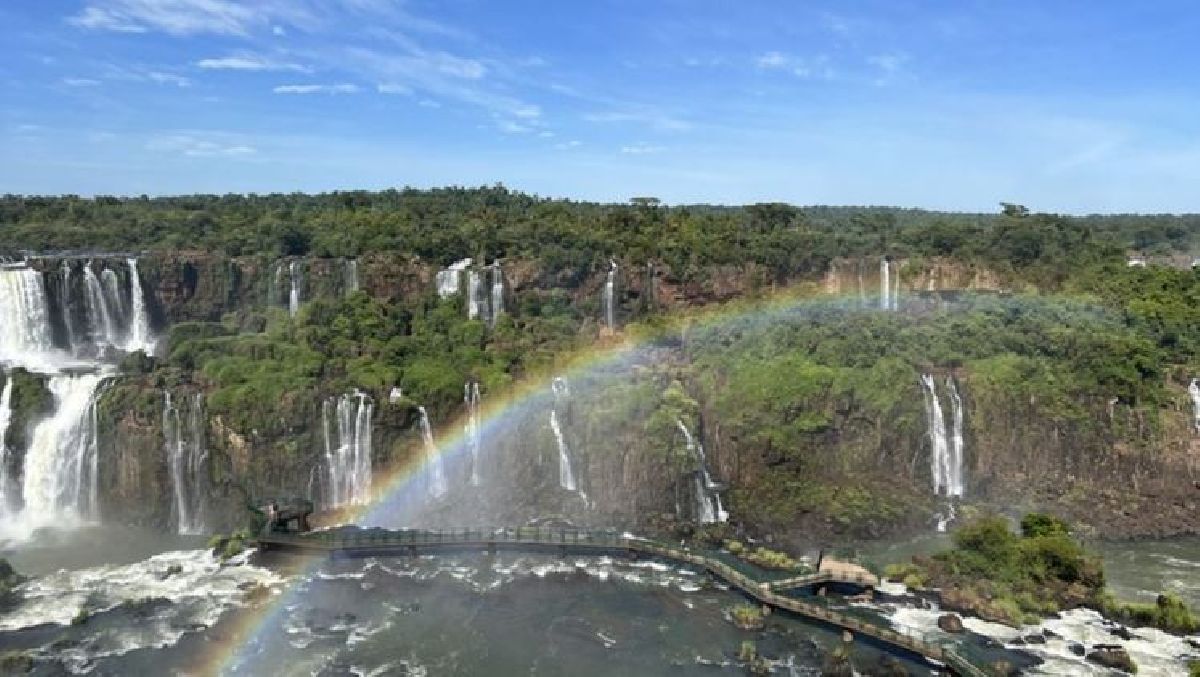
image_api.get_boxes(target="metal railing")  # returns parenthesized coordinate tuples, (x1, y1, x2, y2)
(258, 527, 986, 675)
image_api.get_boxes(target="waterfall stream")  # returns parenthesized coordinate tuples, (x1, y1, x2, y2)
(22, 374, 104, 523)
(465, 382, 482, 486)
(880, 258, 891, 310)
(288, 261, 301, 317)
(549, 410, 576, 492)
(920, 374, 965, 530)
(0, 376, 14, 515)
(603, 260, 617, 330)
(321, 392, 373, 508)
(1190, 379, 1200, 434)
(419, 406, 447, 498)
(467, 270, 483, 321)
(345, 259, 359, 295)
(675, 419, 726, 523)
(163, 392, 208, 534)
(490, 262, 504, 326)
(125, 258, 154, 353)
(436, 258, 472, 298)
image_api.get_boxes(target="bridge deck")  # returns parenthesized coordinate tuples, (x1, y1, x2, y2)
(257, 527, 988, 677)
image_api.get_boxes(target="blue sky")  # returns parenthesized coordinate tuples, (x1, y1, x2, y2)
(2, 1, 1199, 212)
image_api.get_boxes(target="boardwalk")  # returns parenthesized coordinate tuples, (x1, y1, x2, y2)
(259, 526, 989, 677)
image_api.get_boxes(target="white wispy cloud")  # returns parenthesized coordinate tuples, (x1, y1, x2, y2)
(620, 143, 665, 155)
(147, 71, 191, 86)
(273, 83, 359, 94)
(584, 111, 690, 132)
(376, 83, 412, 94)
(756, 52, 834, 79)
(554, 140, 581, 150)
(756, 51, 788, 69)
(197, 54, 311, 73)
(867, 52, 911, 85)
(69, 0, 283, 36)
(147, 133, 257, 157)
(62, 77, 102, 87)
(496, 120, 531, 134)
(417, 99, 441, 108)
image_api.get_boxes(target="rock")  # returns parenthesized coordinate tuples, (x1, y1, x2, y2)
(1108, 625, 1138, 641)
(1187, 637, 1200, 650)
(0, 651, 33, 674)
(1068, 642, 1086, 657)
(989, 660, 1017, 677)
(1042, 628, 1061, 639)
(1086, 645, 1137, 674)
(937, 613, 965, 634)
(873, 655, 910, 676)
(1022, 634, 1047, 645)
(158, 564, 184, 580)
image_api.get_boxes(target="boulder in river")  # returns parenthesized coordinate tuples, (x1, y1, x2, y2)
(937, 613, 965, 633)
(1086, 645, 1137, 674)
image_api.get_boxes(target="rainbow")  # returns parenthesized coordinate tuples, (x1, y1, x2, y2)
(196, 282, 1080, 674)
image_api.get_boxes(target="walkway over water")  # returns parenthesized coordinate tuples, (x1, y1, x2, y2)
(258, 526, 989, 677)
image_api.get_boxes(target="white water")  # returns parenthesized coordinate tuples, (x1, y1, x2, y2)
(21, 374, 104, 528)
(345, 259, 360, 294)
(0, 267, 58, 370)
(83, 263, 120, 349)
(603, 259, 617, 330)
(1189, 379, 1200, 434)
(288, 261, 301, 317)
(550, 410, 576, 492)
(125, 258, 154, 353)
(0, 376, 14, 514)
(465, 382, 482, 486)
(880, 258, 891, 310)
(100, 268, 124, 321)
(321, 392, 374, 508)
(920, 374, 964, 530)
(675, 419, 726, 523)
(163, 392, 208, 534)
(467, 270, 483, 320)
(58, 260, 79, 352)
(490, 262, 504, 326)
(436, 258, 472, 298)
(419, 406, 446, 498)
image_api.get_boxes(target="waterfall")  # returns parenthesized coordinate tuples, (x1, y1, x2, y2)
(490, 262, 504, 326)
(549, 410, 576, 492)
(58, 261, 79, 352)
(83, 263, 120, 349)
(0, 266, 56, 369)
(676, 419, 726, 523)
(879, 258, 891, 310)
(163, 392, 208, 534)
(345, 259, 359, 295)
(1190, 379, 1200, 434)
(436, 258, 472, 298)
(892, 261, 901, 311)
(920, 374, 965, 531)
(467, 270, 483, 321)
(22, 374, 104, 523)
(418, 406, 446, 498)
(322, 392, 373, 508)
(100, 268, 125, 323)
(288, 261, 301, 317)
(270, 261, 285, 308)
(603, 260, 617, 330)
(0, 376, 14, 515)
(465, 382, 482, 486)
(124, 259, 154, 354)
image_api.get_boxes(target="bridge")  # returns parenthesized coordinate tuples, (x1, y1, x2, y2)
(258, 526, 990, 677)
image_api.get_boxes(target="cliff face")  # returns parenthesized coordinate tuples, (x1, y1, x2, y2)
(57, 251, 1200, 540)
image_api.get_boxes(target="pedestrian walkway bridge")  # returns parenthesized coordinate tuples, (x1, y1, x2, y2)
(258, 526, 989, 677)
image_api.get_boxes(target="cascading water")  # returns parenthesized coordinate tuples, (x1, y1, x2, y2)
(465, 382, 482, 486)
(83, 263, 120, 349)
(22, 374, 104, 524)
(0, 266, 56, 369)
(0, 376, 14, 515)
(58, 260, 79, 353)
(100, 268, 125, 322)
(436, 258, 472, 298)
(418, 406, 447, 498)
(321, 392, 374, 508)
(675, 419, 726, 523)
(163, 392, 208, 534)
(603, 260, 617, 330)
(345, 259, 359, 295)
(467, 270, 483, 321)
(288, 261, 301, 317)
(549, 410, 576, 492)
(490, 262, 504, 326)
(1190, 379, 1200, 434)
(920, 374, 965, 531)
(125, 258, 154, 353)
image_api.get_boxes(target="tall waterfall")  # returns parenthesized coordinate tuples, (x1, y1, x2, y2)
(465, 382, 482, 486)
(920, 374, 965, 530)
(1190, 379, 1200, 434)
(288, 261, 301, 317)
(345, 259, 359, 295)
(418, 406, 447, 498)
(467, 270, 483, 321)
(0, 267, 56, 368)
(879, 258, 900, 311)
(490, 262, 504, 326)
(58, 261, 78, 352)
(321, 392, 373, 508)
(101, 268, 125, 321)
(549, 410, 576, 492)
(163, 392, 208, 534)
(125, 259, 154, 353)
(676, 419, 726, 523)
(22, 374, 104, 522)
(603, 260, 617, 330)
(83, 263, 120, 349)
(436, 258, 472, 298)
(0, 376, 14, 515)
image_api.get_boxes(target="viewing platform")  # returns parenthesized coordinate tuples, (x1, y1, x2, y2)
(258, 525, 989, 676)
